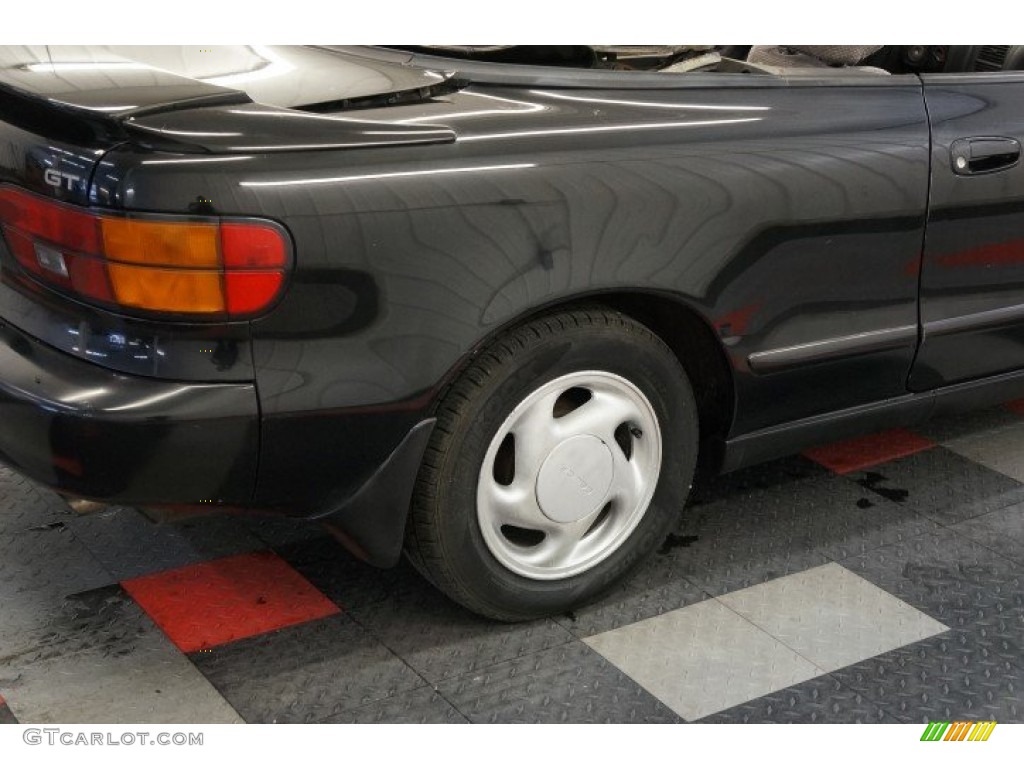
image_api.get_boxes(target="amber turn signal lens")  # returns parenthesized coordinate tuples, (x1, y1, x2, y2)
(108, 264, 225, 314)
(102, 218, 220, 268)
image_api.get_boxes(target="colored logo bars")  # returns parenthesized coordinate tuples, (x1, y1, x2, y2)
(921, 721, 997, 741)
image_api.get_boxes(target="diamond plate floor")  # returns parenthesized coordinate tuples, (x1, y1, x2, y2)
(1, 403, 1023, 723)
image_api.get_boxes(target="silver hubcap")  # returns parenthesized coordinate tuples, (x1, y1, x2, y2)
(476, 371, 662, 580)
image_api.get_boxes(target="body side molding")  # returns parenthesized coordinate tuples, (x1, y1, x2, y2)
(748, 325, 918, 373)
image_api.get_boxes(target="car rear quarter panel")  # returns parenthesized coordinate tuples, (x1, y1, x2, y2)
(93, 76, 930, 512)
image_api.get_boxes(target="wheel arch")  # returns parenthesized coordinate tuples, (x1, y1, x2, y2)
(595, 292, 736, 462)
(437, 290, 738, 479)
(408, 298, 730, 618)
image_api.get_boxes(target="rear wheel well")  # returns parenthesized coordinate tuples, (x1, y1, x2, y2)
(446, 293, 735, 480)
(593, 293, 735, 477)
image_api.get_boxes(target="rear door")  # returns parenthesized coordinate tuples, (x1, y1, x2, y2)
(910, 71, 1024, 390)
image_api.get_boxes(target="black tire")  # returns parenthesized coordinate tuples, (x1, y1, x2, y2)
(405, 307, 698, 621)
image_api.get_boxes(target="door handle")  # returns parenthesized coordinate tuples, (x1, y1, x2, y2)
(951, 137, 1021, 176)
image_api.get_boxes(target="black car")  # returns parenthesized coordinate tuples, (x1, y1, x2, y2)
(1, 44, 1023, 620)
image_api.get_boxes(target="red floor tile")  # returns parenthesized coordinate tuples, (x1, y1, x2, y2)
(122, 551, 340, 653)
(803, 428, 936, 475)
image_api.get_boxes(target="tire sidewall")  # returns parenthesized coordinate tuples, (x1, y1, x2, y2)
(433, 315, 698, 619)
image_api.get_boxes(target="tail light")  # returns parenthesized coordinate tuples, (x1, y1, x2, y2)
(0, 186, 290, 319)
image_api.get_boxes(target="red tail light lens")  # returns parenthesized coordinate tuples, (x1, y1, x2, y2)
(0, 186, 290, 318)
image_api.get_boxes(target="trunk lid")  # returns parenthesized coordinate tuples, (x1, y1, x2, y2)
(0, 45, 455, 178)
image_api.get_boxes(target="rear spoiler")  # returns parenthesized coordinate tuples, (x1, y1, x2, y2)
(0, 81, 129, 148)
(0, 79, 253, 152)
(0, 78, 455, 156)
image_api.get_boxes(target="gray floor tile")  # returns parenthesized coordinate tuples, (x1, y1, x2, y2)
(190, 614, 425, 723)
(1, 586, 145, 667)
(0, 525, 112, 601)
(675, 532, 831, 598)
(719, 563, 948, 672)
(276, 536, 426, 611)
(841, 531, 1024, 630)
(831, 609, 1024, 723)
(690, 454, 831, 505)
(321, 686, 468, 724)
(0, 528, 114, 660)
(946, 421, 1024, 484)
(69, 507, 264, 581)
(849, 447, 1024, 525)
(699, 463, 941, 566)
(699, 673, 896, 723)
(346, 579, 574, 685)
(0, 588, 240, 724)
(438, 641, 682, 723)
(684, 474, 862, 541)
(950, 503, 1024, 566)
(0, 467, 72, 535)
(2, 649, 241, 724)
(585, 600, 824, 721)
(556, 545, 709, 637)
(807, 497, 946, 562)
(673, 478, 862, 595)
(915, 406, 1022, 444)
(932, 485, 1024, 528)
